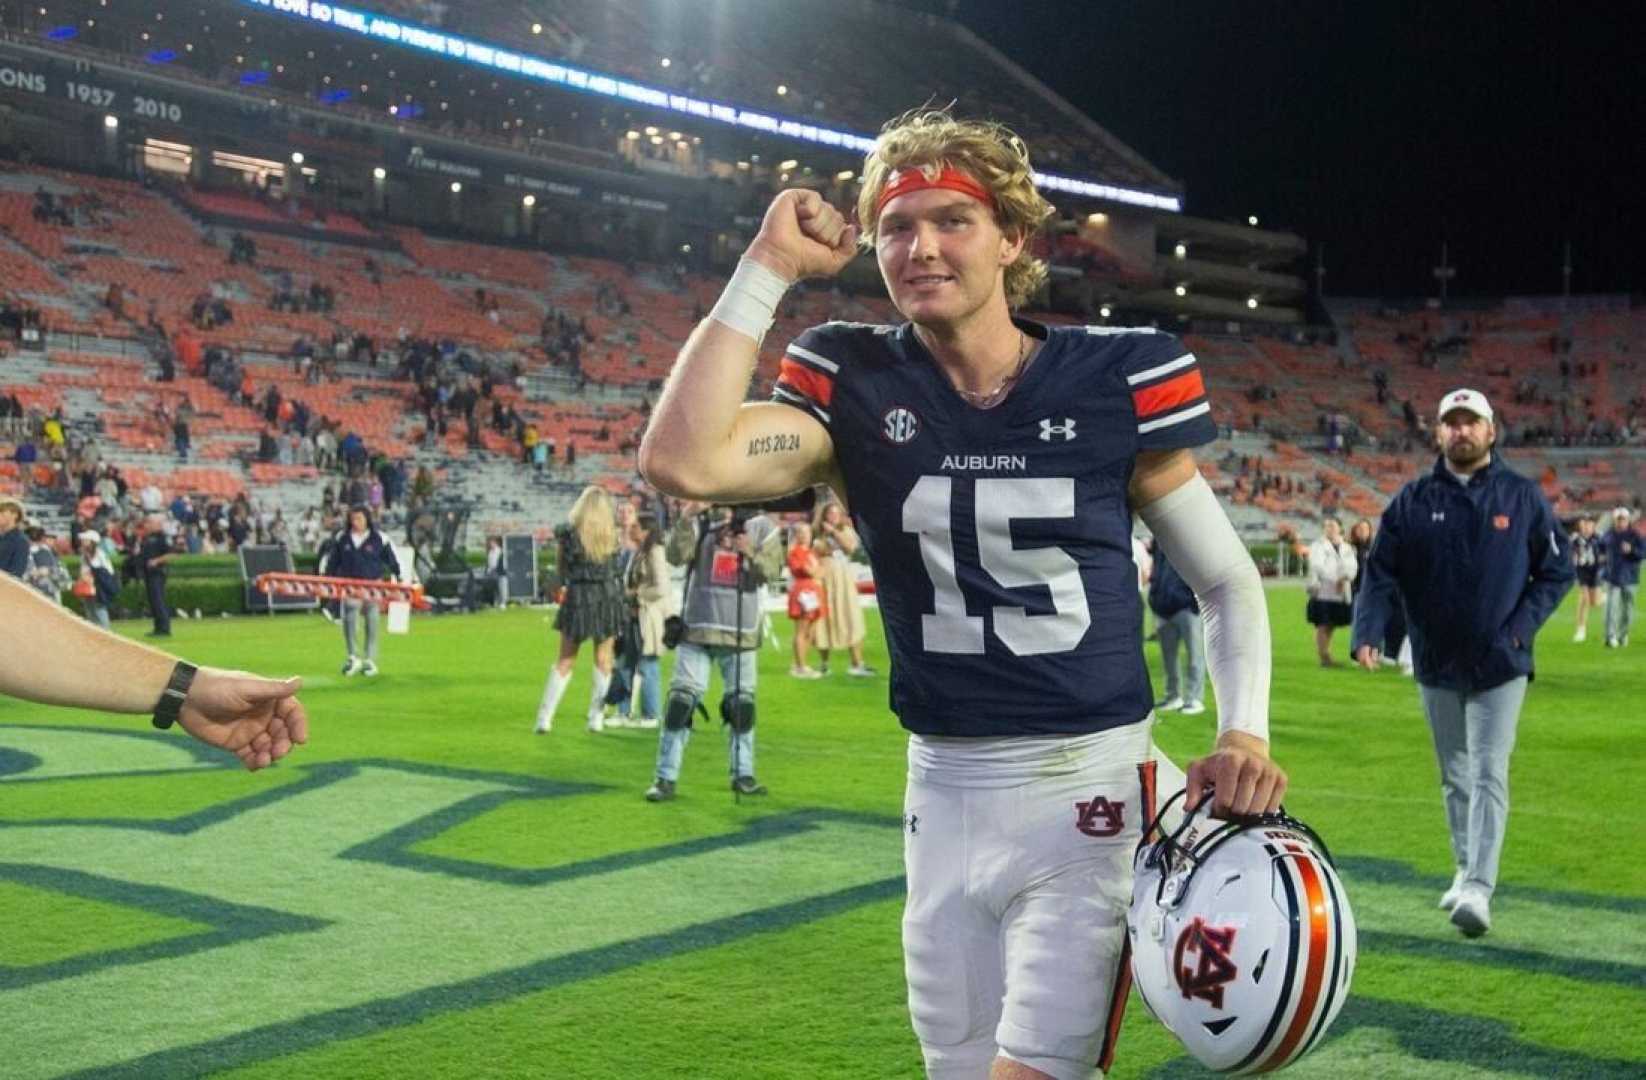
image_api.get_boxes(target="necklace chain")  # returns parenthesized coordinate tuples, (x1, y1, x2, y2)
(954, 332, 1029, 408)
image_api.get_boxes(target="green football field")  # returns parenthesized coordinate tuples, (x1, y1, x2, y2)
(2, 583, 1642, 1079)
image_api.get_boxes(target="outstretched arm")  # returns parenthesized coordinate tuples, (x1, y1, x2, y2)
(1132, 450, 1285, 816)
(639, 189, 856, 503)
(0, 573, 308, 771)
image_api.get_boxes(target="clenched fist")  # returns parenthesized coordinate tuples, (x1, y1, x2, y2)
(745, 189, 859, 283)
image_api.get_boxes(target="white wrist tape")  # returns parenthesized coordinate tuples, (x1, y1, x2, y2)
(708, 257, 791, 343)
(1137, 471, 1271, 744)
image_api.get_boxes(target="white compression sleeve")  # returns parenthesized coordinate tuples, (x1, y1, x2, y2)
(1137, 471, 1270, 743)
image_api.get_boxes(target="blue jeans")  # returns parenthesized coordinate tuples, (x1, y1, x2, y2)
(655, 642, 757, 784)
(619, 656, 661, 719)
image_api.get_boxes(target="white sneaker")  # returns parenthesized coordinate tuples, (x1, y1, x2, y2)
(1450, 886, 1491, 937)
(1155, 696, 1184, 712)
(633, 717, 659, 729)
(847, 664, 877, 678)
(1180, 701, 1206, 716)
(586, 715, 605, 733)
(1573, 626, 1587, 643)
(341, 657, 363, 677)
(789, 665, 823, 679)
(362, 661, 378, 678)
(1438, 870, 1467, 911)
(533, 715, 552, 734)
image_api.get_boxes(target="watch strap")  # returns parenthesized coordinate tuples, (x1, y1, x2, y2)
(152, 661, 198, 730)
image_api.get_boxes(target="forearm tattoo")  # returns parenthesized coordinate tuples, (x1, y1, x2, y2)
(747, 432, 801, 457)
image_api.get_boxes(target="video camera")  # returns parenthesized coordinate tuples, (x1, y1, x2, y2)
(709, 488, 817, 532)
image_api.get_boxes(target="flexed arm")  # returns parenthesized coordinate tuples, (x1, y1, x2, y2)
(640, 190, 857, 502)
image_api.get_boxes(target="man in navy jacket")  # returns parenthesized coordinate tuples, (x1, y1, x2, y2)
(1601, 506, 1641, 647)
(1353, 388, 1573, 939)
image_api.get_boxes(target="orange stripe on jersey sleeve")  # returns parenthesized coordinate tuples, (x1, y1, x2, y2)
(1131, 369, 1205, 419)
(777, 356, 835, 408)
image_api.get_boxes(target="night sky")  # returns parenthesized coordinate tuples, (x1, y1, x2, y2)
(919, 1, 1639, 298)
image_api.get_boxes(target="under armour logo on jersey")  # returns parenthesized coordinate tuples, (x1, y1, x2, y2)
(882, 407, 921, 445)
(1431, 512, 1446, 522)
(1074, 796, 1124, 837)
(1173, 917, 1239, 1009)
(1039, 417, 1077, 442)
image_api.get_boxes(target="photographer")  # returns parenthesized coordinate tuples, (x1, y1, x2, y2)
(644, 502, 785, 802)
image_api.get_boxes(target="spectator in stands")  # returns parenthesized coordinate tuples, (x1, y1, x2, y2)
(811, 500, 873, 678)
(785, 522, 825, 678)
(319, 506, 401, 678)
(533, 486, 627, 734)
(136, 514, 175, 638)
(1353, 388, 1573, 938)
(0, 500, 30, 580)
(1602, 506, 1642, 648)
(1148, 543, 1206, 715)
(1569, 514, 1602, 643)
(1305, 516, 1357, 667)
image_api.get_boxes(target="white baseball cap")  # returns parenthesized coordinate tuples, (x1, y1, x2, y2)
(1438, 388, 1493, 422)
(1614, 506, 1632, 520)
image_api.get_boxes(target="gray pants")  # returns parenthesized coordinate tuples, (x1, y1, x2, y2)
(1607, 583, 1637, 643)
(341, 599, 380, 661)
(656, 642, 758, 783)
(1157, 608, 1206, 706)
(1418, 677, 1527, 897)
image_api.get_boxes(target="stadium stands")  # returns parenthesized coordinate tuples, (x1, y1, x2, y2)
(2, 162, 1641, 560)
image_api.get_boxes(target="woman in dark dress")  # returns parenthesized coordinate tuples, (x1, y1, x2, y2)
(533, 485, 627, 734)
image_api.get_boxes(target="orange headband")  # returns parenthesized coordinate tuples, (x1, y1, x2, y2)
(876, 165, 996, 216)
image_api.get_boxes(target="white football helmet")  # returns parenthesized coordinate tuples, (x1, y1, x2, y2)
(1127, 790, 1356, 1074)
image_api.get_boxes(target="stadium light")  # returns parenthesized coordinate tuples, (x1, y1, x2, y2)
(522, 194, 536, 207)
(668, 131, 681, 140)
(660, 57, 671, 68)
(836, 170, 854, 181)
(776, 84, 788, 96)
(1248, 215, 1259, 227)
(1174, 243, 1187, 259)
(649, 135, 664, 145)
(1247, 296, 1260, 309)
(103, 114, 118, 129)
(372, 166, 386, 180)
(779, 159, 798, 171)
(530, 22, 541, 34)
(1099, 304, 1112, 318)
(449, 181, 462, 193)
(290, 151, 304, 164)
(1088, 212, 1108, 225)
(644, 126, 658, 136)
(244, 0, 1183, 211)
(1174, 284, 1187, 297)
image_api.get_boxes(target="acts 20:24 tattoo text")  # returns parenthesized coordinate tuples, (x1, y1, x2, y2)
(747, 433, 800, 457)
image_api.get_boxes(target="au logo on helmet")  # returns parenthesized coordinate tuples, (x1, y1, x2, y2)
(1127, 790, 1357, 1074)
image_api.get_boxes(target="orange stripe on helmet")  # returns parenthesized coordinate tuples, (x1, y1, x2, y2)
(1257, 844, 1331, 1072)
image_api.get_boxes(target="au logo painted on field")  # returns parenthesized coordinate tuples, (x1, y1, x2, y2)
(0, 726, 904, 1080)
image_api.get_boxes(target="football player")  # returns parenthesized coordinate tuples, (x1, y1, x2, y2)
(640, 108, 1284, 1080)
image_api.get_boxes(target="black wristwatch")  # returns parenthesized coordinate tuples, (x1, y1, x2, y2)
(152, 661, 198, 730)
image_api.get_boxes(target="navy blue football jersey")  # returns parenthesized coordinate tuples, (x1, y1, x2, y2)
(772, 319, 1217, 737)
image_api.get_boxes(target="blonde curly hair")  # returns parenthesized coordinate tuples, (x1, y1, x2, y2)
(857, 108, 1056, 310)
